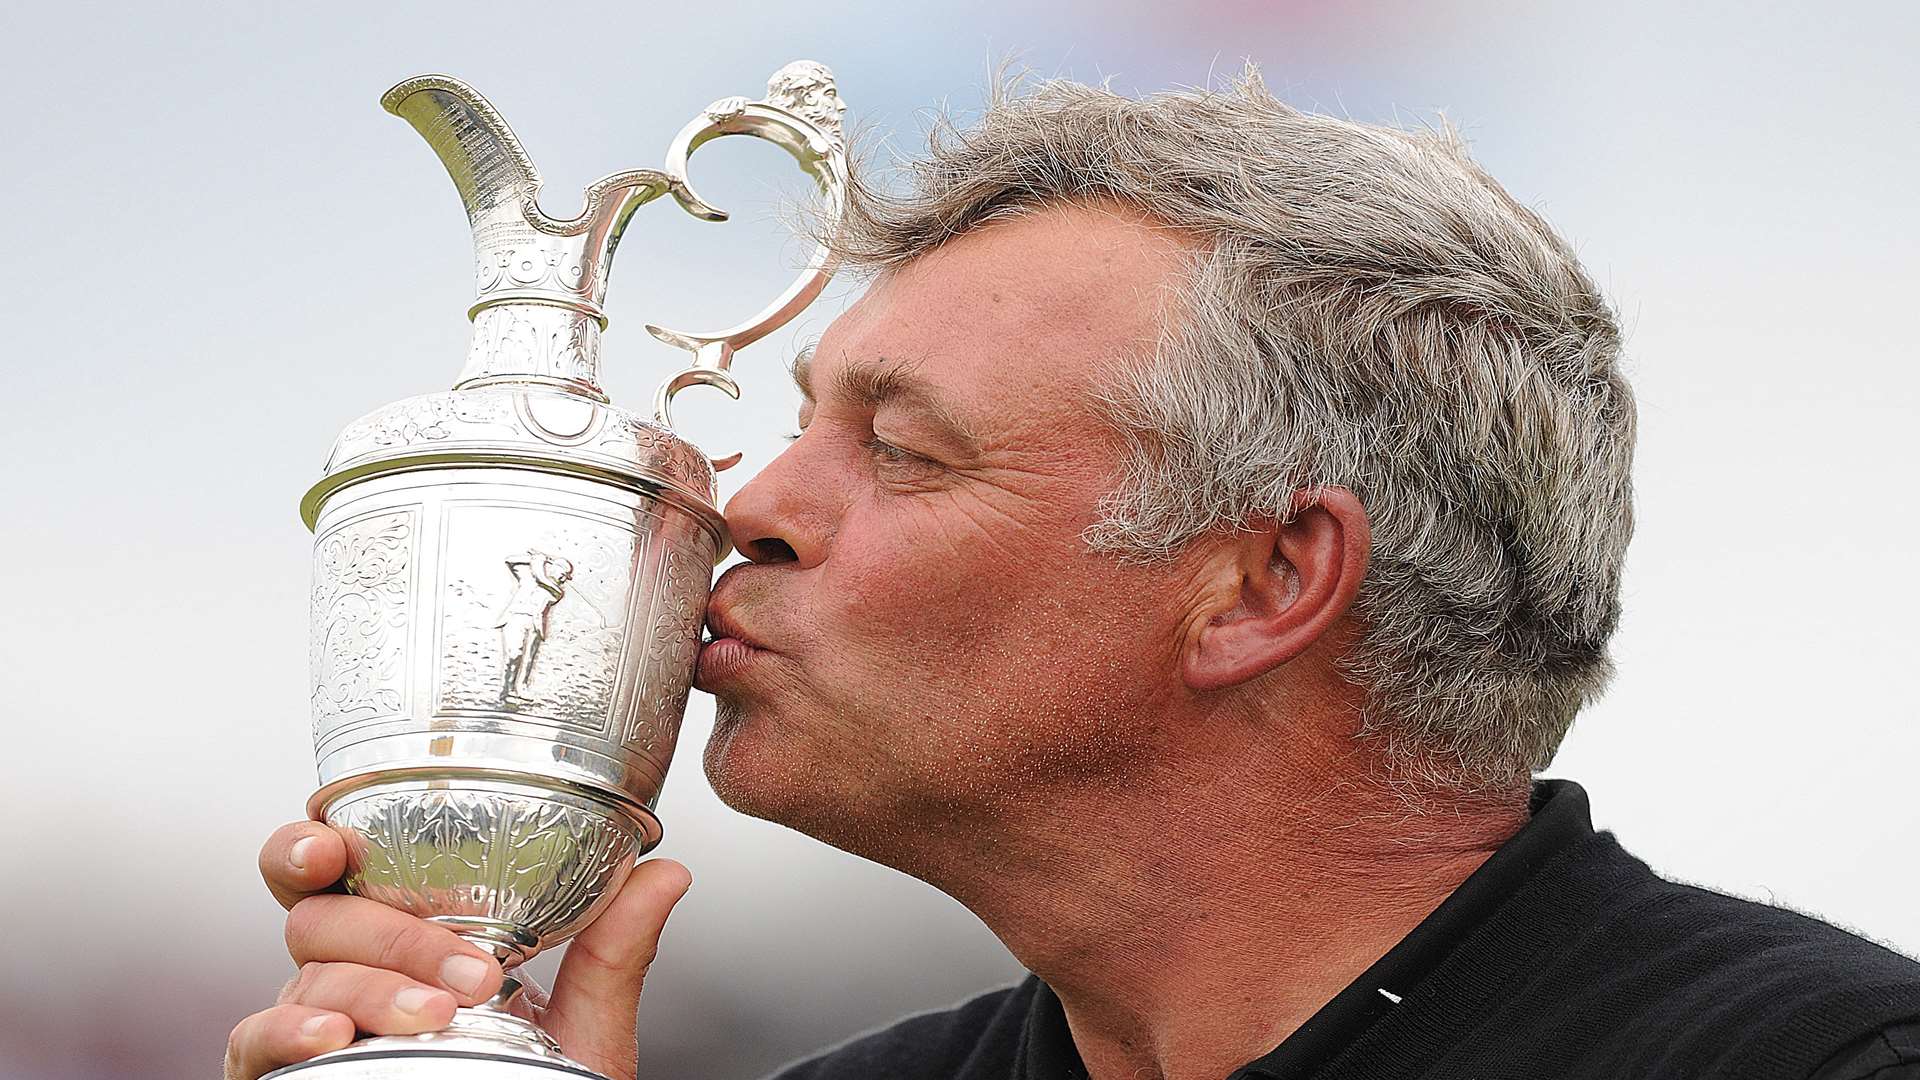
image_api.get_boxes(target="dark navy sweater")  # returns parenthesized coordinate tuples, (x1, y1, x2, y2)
(770, 781, 1920, 1080)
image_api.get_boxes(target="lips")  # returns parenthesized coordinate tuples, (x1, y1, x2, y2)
(696, 635, 760, 687)
(696, 583, 770, 688)
(702, 602, 764, 652)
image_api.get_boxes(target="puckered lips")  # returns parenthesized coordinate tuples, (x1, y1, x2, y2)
(696, 592, 768, 689)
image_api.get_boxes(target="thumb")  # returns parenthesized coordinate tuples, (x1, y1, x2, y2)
(539, 858, 692, 1080)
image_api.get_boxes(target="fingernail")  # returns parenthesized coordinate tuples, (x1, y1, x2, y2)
(439, 954, 491, 996)
(393, 987, 446, 1016)
(299, 1015, 333, 1038)
(289, 836, 317, 871)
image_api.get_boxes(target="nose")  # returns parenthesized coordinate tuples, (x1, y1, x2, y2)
(722, 438, 833, 567)
(738, 533, 798, 564)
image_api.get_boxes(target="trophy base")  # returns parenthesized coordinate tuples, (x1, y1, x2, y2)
(263, 1048, 603, 1079)
(263, 1008, 607, 1080)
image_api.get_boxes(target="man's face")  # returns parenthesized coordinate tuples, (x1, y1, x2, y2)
(696, 204, 1209, 859)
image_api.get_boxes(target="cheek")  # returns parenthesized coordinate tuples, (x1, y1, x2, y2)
(821, 505, 1058, 659)
(804, 503, 1176, 720)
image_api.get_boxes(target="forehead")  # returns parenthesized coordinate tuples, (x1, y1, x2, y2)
(810, 203, 1197, 431)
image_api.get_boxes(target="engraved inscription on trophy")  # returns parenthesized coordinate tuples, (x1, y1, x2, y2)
(310, 509, 416, 743)
(435, 504, 647, 733)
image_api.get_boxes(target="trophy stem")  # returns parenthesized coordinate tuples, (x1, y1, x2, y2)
(481, 972, 530, 1014)
(434, 916, 542, 968)
(429, 920, 569, 1055)
(438, 970, 568, 1058)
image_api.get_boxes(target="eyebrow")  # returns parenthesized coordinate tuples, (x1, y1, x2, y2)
(790, 347, 980, 447)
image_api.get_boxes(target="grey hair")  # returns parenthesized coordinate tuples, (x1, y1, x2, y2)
(817, 67, 1635, 789)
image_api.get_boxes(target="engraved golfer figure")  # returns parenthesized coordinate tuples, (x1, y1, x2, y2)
(494, 551, 574, 698)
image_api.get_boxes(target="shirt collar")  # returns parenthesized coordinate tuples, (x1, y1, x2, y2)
(1014, 779, 1597, 1080)
(1236, 778, 1595, 1079)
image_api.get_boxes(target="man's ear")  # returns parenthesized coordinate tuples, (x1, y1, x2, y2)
(1181, 487, 1371, 692)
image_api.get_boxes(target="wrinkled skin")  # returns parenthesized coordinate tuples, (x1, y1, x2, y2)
(697, 203, 1219, 873)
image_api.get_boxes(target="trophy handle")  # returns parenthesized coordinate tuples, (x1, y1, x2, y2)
(652, 363, 744, 472)
(645, 62, 849, 470)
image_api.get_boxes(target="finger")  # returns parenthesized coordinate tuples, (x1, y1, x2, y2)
(286, 894, 503, 1006)
(278, 961, 459, 1037)
(226, 1005, 354, 1080)
(260, 821, 348, 910)
(541, 859, 693, 1078)
(505, 971, 550, 1020)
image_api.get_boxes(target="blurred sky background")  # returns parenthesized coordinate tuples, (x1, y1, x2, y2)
(2, 1, 1917, 1077)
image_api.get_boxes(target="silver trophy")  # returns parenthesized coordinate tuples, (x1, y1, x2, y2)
(281, 64, 847, 1078)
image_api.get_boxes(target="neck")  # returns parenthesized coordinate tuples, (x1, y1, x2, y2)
(924, 716, 1528, 1080)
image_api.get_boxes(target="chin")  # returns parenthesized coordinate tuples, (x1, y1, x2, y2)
(702, 696, 940, 868)
(703, 696, 833, 827)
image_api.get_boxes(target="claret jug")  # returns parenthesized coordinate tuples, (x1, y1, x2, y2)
(283, 63, 846, 1078)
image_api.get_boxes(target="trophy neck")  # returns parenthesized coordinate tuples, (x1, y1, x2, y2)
(381, 73, 674, 404)
(458, 301, 608, 401)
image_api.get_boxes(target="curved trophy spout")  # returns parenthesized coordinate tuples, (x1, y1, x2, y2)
(380, 75, 543, 226)
(383, 75, 676, 400)
(378, 67, 847, 437)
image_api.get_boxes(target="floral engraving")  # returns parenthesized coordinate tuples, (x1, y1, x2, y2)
(623, 540, 707, 755)
(331, 394, 518, 468)
(595, 413, 714, 493)
(465, 306, 600, 386)
(334, 788, 637, 953)
(596, 412, 669, 453)
(310, 510, 415, 743)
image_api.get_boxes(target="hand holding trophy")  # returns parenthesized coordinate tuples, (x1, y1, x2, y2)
(250, 62, 848, 1079)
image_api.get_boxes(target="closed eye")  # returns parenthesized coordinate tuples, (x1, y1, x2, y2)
(863, 435, 926, 463)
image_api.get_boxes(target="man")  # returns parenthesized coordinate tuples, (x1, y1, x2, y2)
(227, 71, 1920, 1080)
(494, 551, 573, 697)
